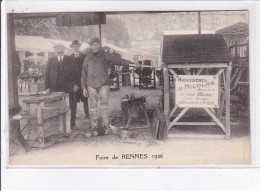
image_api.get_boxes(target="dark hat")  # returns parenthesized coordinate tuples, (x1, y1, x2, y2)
(88, 37, 100, 45)
(70, 40, 81, 48)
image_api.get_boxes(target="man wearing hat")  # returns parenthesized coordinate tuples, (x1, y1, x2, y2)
(81, 37, 129, 136)
(45, 43, 80, 131)
(69, 40, 90, 119)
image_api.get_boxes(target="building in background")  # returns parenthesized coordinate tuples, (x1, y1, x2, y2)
(216, 22, 248, 59)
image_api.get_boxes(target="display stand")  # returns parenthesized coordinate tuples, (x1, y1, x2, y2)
(161, 34, 233, 139)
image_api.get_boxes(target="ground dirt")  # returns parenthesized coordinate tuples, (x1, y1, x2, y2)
(9, 86, 251, 166)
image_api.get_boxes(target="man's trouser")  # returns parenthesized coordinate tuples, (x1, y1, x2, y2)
(88, 85, 110, 128)
(76, 89, 89, 116)
(81, 93, 89, 117)
(69, 93, 77, 127)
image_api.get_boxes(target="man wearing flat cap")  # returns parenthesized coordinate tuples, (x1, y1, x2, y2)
(81, 37, 129, 136)
(45, 43, 80, 131)
(69, 40, 90, 119)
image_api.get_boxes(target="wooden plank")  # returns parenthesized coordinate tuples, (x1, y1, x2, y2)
(36, 102, 43, 125)
(163, 67, 170, 125)
(225, 64, 232, 139)
(168, 63, 228, 69)
(231, 68, 239, 83)
(220, 94, 225, 118)
(168, 134, 225, 139)
(167, 107, 189, 131)
(59, 114, 64, 133)
(151, 113, 160, 139)
(168, 69, 177, 77)
(62, 113, 66, 133)
(209, 108, 217, 115)
(204, 108, 226, 133)
(217, 69, 221, 116)
(196, 68, 204, 75)
(23, 92, 67, 104)
(139, 102, 151, 127)
(215, 68, 225, 77)
(183, 69, 191, 75)
(36, 102, 45, 147)
(173, 122, 217, 126)
(169, 105, 178, 119)
(65, 95, 71, 133)
(222, 70, 226, 88)
(126, 106, 134, 128)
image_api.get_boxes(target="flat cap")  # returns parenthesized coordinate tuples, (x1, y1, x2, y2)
(52, 43, 65, 48)
(88, 37, 100, 45)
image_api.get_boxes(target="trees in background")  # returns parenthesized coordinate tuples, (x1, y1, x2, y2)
(14, 16, 130, 47)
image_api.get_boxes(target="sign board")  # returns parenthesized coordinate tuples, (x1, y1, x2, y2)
(175, 75, 219, 108)
(56, 12, 106, 26)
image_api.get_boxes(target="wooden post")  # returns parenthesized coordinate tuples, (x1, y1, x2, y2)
(99, 23, 102, 46)
(36, 102, 45, 147)
(65, 94, 71, 133)
(59, 114, 64, 133)
(198, 11, 201, 35)
(163, 66, 170, 126)
(153, 69, 156, 89)
(8, 13, 20, 112)
(19, 51, 25, 73)
(225, 62, 232, 139)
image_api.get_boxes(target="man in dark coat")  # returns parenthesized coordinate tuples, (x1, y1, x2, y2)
(45, 43, 80, 130)
(69, 40, 90, 118)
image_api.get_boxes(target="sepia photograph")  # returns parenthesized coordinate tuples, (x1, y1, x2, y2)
(4, 6, 251, 166)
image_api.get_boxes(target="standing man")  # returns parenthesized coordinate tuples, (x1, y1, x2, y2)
(81, 37, 129, 136)
(45, 44, 80, 131)
(69, 40, 90, 119)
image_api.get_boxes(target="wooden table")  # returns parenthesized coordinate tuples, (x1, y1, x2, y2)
(23, 92, 71, 148)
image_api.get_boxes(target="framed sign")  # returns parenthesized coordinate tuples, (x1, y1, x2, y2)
(175, 75, 219, 108)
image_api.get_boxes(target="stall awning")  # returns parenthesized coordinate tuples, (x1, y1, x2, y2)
(15, 35, 54, 52)
(162, 34, 232, 64)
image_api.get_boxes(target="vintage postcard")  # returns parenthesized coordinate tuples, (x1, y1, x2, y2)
(2, 2, 252, 167)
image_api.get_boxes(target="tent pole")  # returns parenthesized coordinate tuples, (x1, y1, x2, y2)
(99, 23, 102, 46)
(198, 11, 201, 34)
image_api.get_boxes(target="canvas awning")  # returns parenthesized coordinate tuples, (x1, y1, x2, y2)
(15, 35, 54, 53)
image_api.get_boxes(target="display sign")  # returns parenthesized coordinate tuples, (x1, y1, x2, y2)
(175, 75, 219, 108)
(56, 12, 106, 26)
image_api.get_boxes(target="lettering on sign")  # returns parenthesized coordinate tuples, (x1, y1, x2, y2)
(175, 75, 219, 108)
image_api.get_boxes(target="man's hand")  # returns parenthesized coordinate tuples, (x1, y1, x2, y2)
(83, 88, 89, 98)
(73, 85, 79, 92)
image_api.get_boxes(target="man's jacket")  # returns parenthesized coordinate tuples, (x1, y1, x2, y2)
(70, 52, 86, 76)
(70, 52, 87, 101)
(45, 55, 80, 93)
(81, 49, 129, 89)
